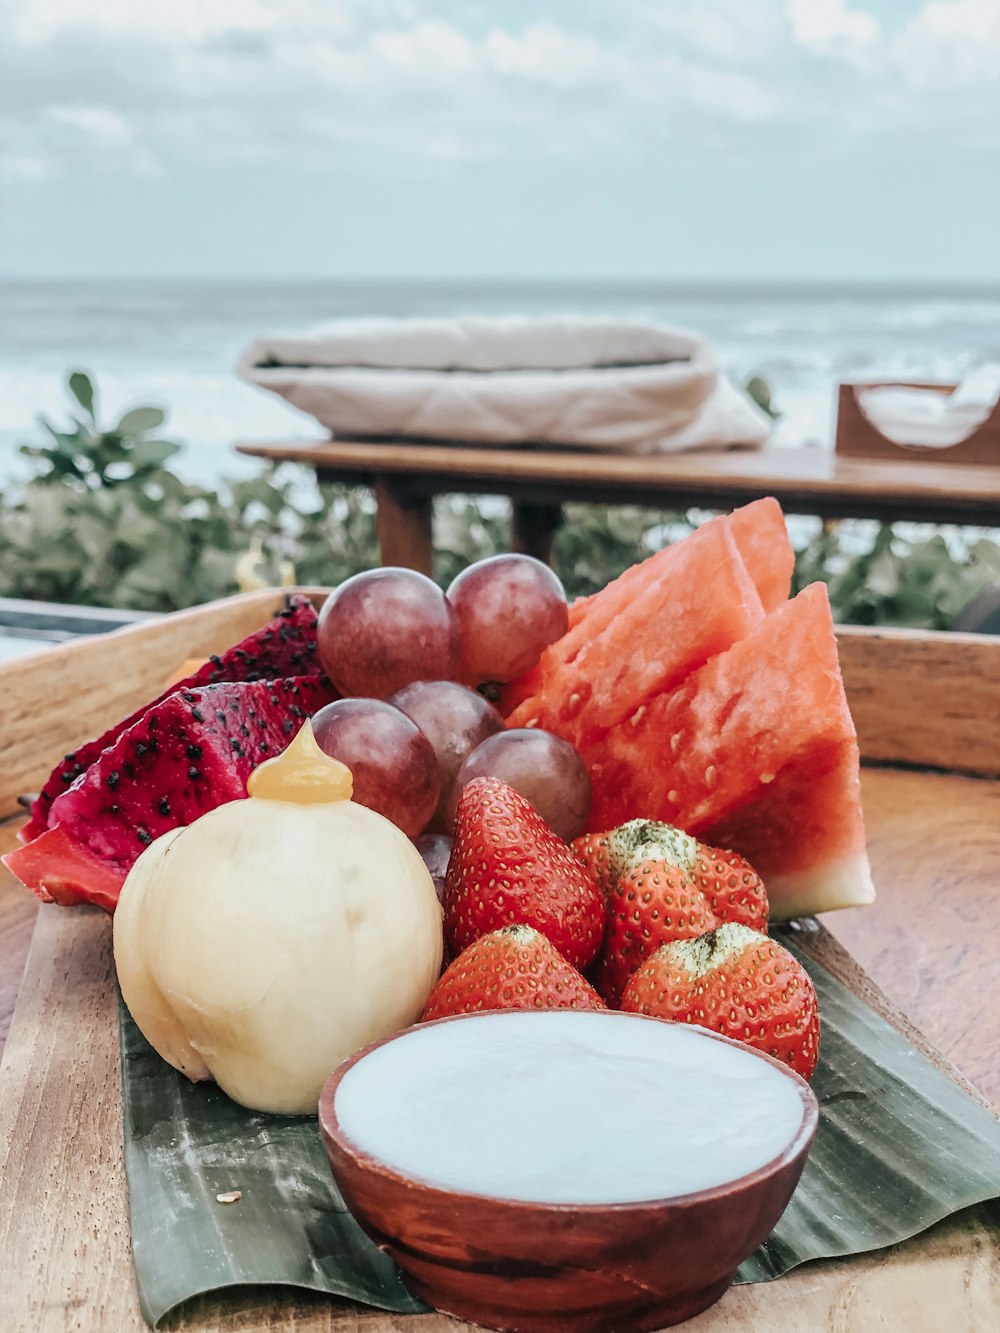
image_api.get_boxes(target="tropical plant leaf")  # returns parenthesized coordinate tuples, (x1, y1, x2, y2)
(127, 437, 182, 469)
(119, 933, 1000, 1328)
(68, 370, 96, 418)
(119, 1002, 428, 1328)
(117, 405, 166, 435)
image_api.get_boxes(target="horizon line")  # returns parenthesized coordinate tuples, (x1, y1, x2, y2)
(3, 274, 999, 292)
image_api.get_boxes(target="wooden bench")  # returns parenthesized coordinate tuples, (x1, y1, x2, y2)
(236, 436, 1000, 575)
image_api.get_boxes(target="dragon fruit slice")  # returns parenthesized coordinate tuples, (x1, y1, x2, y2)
(23, 595, 321, 841)
(4, 675, 337, 912)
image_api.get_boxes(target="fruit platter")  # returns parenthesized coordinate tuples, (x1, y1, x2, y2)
(1, 499, 1000, 1332)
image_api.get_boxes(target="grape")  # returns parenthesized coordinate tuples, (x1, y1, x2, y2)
(412, 833, 452, 905)
(317, 568, 460, 699)
(388, 680, 503, 824)
(311, 698, 440, 837)
(447, 728, 591, 842)
(446, 555, 568, 686)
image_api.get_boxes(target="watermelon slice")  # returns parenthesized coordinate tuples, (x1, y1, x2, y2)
(4, 675, 336, 912)
(22, 595, 321, 841)
(561, 495, 791, 634)
(584, 583, 873, 918)
(507, 525, 765, 748)
(500, 497, 792, 718)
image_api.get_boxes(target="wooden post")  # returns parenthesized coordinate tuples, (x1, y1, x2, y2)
(511, 502, 564, 565)
(373, 479, 434, 576)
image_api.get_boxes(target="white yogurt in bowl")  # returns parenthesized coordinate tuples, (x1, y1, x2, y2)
(333, 1010, 809, 1205)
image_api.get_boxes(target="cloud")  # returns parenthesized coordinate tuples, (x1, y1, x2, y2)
(895, 0, 1000, 83)
(1, 0, 998, 191)
(47, 104, 133, 147)
(785, 0, 880, 65)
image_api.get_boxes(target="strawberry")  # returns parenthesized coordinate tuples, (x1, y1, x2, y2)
(445, 777, 606, 970)
(620, 922, 820, 1080)
(572, 819, 768, 1006)
(422, 924, 605, 1020)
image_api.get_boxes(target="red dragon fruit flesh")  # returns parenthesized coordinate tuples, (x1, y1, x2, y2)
(22, 595, 322, 841)
(4, 675, 337, 912)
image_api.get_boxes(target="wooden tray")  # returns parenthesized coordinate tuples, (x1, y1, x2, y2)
(2, 591, 999, 1332)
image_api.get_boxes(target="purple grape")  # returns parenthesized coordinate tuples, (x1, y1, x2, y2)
(412, 833, 452, 905)
(446, 555, 568, 685)
(317, 567, 460, 699)
(388, 680, 503, 824)
(312, 698, 440, 837)
(447, 728, 591, 842)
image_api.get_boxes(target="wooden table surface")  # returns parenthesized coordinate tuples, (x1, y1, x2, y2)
(236, 439, 1000, 526)
(1, 765, 999, 1333)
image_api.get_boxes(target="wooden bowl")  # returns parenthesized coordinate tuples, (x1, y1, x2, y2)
(319, 1012, 818, 1332)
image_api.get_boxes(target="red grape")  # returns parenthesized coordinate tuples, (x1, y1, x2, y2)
(388, 680, 502, 824)
(317, 568, 460, 699)
(446, 555, 568, 686)
(447, 728, 591, 842)
(412, 833, 452, 905)
(311, 698, 440, 837)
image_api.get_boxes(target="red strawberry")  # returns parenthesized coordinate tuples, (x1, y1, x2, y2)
(688, 845, 769, 931)
(571, 831, 612, 900)
(620, 922, 820, 1080)
(594, 859, 717, 1006)
(422, 925, 605, 1020)
(445, 777, 606, 970)
(572, 819, 768, 1006)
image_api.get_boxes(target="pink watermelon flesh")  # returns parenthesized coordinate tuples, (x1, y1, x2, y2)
(4, 675, 336, 911)
(725, 497, 794, 612)
(500, 498, 792, 719)
(584, 582, 873, 918)
(507, 524, 764, 748)
(559, 496, 790, 638)
(22, 595, 321, 841)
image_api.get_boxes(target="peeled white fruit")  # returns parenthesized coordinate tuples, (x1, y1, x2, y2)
(113, 725, 443, 1114)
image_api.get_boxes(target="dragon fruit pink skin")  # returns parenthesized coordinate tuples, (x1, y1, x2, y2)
(4, 674, 337, 912)
(22, 595, 322, 841)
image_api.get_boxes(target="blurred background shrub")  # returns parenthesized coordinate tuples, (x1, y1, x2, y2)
(2, 372, 999, 629)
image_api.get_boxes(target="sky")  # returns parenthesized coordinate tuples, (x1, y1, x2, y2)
(1, 0, 999, 283)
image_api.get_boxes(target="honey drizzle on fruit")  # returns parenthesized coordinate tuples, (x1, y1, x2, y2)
(247, 721, 353, 803)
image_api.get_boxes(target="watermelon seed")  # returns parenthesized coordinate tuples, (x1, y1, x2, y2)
(760, 772, 775, 784)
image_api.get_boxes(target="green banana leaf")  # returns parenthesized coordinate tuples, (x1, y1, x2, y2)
(120, 931, 1000, 1328)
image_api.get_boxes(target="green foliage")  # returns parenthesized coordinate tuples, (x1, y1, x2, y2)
(792, 521, 1000, 630)
(745, 375, 781, 420)
(2, 372, 1000, 630)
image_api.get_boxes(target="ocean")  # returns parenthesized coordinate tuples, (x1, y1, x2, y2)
(2, 278, 999, 489)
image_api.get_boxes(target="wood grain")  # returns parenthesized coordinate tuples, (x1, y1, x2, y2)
(824, 768, 1000, 1105)
(373, 481, 434, 577)
(835, 381, 1000, 466)
(236, 439, 1000, 525)
(838, 625, 1000, 777)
